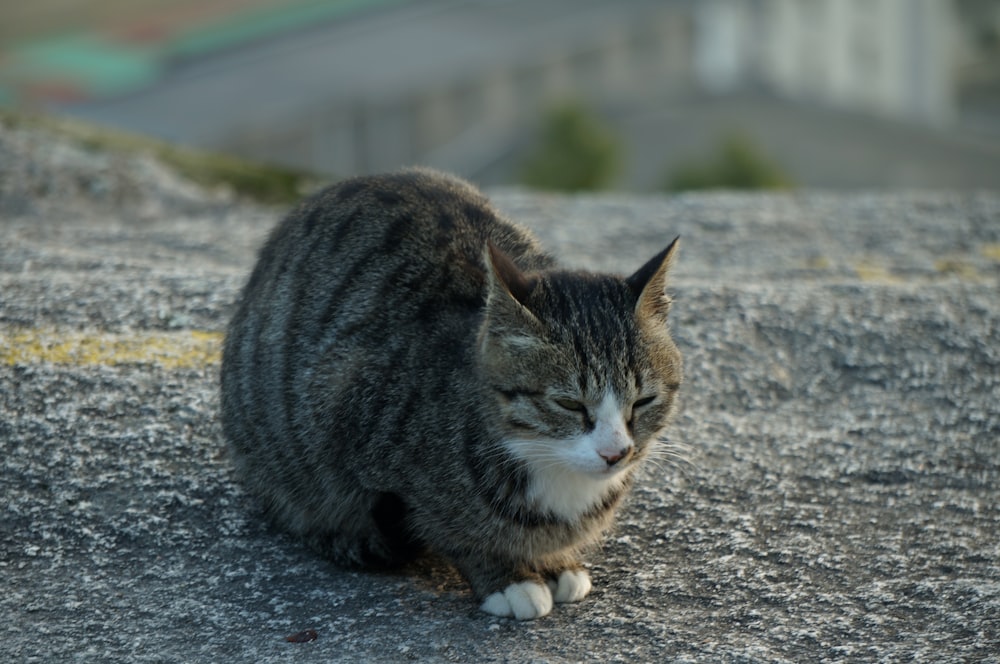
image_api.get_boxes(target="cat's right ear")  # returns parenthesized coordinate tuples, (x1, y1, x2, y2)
(485, 242, 537, 311)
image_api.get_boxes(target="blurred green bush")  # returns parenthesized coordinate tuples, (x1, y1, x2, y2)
(519, 102, 621, 192)
(666, 132, 793, 192)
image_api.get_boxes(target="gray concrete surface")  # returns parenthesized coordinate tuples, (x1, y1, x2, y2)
(2, 125, 999, 662)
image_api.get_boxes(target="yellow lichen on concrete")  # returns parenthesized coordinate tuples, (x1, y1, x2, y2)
(982, 244, 1000, 261)
(1, 329, 223, 369)
(853, 262, 902, 284)
(803, 256, 832, 271)
(933, 258, 980, 280)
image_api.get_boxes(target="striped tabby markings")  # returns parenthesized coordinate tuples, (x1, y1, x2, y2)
(1, 328, 222, 369)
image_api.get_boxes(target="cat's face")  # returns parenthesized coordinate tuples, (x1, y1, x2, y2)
(479, 241, 682, 490)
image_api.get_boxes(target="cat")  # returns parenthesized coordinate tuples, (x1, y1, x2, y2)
(220, 168, 682, 620)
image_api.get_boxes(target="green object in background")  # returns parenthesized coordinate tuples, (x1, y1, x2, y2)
(157, 144, 315, 205)
(519, 102, 622, 192)
(5, 34, 159, 97)
(0, 0, 409, 104)
(171, 0, 408, 60)
(666, 132, 793, 192)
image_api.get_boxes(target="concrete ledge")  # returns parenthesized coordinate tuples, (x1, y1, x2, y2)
(1, 127, 998, 662)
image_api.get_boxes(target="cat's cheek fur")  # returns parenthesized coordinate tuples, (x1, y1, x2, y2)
(507, 393, 637, 521)
(575, 392, 635, 474)
(480, 581, 554, 620)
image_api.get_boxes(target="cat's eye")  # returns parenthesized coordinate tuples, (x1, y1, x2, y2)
(554, 398, 587, 413)
(627, 395, 657, 429)
(633, 395, 657, 410)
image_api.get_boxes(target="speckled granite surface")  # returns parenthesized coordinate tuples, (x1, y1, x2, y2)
(2, 124, 998, 662)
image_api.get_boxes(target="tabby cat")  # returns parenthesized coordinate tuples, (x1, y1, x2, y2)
(220, 168, 682, 620)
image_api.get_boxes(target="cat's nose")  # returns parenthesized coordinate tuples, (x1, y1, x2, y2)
(599, 448, 630, 466)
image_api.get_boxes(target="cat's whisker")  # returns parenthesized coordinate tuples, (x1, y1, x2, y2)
(643, 448, 700, 480)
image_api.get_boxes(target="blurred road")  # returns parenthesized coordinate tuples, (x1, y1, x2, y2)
(37, 0, 1000, 192)
(52, 0, 665, 144)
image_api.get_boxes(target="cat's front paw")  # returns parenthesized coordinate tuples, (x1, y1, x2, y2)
(480, 581, 554, 620)
(549, 568, 591, 603)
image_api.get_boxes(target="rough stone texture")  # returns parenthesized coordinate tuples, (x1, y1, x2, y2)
(1, 124, 998, 662)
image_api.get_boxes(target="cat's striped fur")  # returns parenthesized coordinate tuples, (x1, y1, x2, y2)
(220, 168, 682, 619)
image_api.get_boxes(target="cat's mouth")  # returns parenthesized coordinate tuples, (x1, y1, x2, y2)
(570, 451, 636, 480)
(587, 459, 633, 478)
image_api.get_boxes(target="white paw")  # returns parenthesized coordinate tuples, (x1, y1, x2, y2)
(480, 581, 554, 620)
(552, 569, 592, 604)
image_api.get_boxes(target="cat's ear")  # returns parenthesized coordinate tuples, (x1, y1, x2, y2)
(485, 241, 537, 313)
(480, 244, 546, 367)
(627, 236, 679, 319)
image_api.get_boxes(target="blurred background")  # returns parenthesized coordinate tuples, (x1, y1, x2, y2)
(2, 0, 999, 192)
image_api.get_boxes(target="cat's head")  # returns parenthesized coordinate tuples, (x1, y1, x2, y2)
(478, 239, 682, 486)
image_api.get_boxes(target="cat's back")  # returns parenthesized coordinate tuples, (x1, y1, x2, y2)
(221, 169, 554, 463)
(237, 169, 550, 333)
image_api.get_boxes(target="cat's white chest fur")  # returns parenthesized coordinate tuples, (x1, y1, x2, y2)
(526, 465, 627, 522)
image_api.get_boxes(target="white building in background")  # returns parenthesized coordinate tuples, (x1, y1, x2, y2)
(695, 0, 957, 127)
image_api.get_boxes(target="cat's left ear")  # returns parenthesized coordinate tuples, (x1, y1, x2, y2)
(627, 236, 679, 319)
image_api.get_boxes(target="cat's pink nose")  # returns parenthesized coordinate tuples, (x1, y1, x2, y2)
(599, 448, 630, 466)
